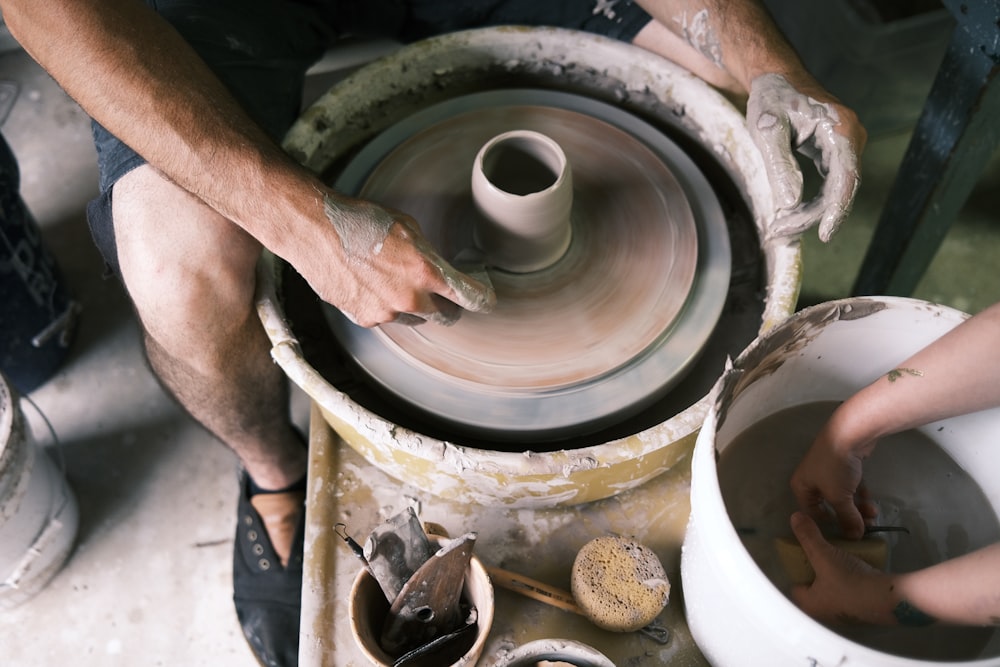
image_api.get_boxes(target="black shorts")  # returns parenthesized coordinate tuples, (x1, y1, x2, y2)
(87, 0, 652, 275)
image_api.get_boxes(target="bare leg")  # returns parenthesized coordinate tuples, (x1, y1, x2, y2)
(112, 164, 307, 491)
(110, 164, 310, 664)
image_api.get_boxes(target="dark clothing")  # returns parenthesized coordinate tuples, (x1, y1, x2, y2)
(87, 0, 652, 274)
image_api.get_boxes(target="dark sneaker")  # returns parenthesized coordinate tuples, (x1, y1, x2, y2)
(233, 471, 305, 667)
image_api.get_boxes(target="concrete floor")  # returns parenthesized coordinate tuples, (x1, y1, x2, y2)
(1, 16, 998, 667)
(0, 45, 275, 665)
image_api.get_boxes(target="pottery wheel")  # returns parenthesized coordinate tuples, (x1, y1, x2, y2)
(325, 90, 730, 442)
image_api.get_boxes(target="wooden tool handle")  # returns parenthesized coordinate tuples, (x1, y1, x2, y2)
(485, 565, 584, 616)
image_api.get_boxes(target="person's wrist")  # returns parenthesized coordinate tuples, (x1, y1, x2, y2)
(826, 397, 885, 460)
(880, 574, 931, 626)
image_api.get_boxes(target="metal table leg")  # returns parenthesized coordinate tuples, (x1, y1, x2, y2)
(852, 0, 1000, 297)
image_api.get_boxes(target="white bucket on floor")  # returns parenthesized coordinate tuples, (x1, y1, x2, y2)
(0, 372, 78, 609)
(682, 297, 1000, 665)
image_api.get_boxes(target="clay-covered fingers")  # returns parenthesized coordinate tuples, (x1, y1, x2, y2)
(747, 73, 864, 242)
(365, 217, 494, 327)
(393, 219, 496, 325)
(319, 195, 495, 327)
(769, 121, 861, 243)
(746, 74, 803, 211)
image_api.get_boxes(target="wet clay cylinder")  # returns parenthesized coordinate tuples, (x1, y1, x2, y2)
(471, 130, 572, 273)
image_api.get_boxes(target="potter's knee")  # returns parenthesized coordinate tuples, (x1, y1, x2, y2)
(112, 165, 174, 221)
(110, 167, 259, 317)
(138, 280, 258, 372)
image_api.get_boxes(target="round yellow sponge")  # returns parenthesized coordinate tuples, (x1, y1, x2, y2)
(570, 536, 670, 632)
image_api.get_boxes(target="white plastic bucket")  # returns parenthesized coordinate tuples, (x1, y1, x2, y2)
(0, 372, 78, 609)
(682, 296, 1000, 666)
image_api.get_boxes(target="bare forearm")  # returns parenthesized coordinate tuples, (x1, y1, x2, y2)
(830, 302, 1000, 453)
(1, 0, 324, 254)
(2, 0, 495, 325)
(635, 0, 816, 95)
(887, 544, 1000, 627)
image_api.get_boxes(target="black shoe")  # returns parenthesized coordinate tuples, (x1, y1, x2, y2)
(233, 471, 305, 667)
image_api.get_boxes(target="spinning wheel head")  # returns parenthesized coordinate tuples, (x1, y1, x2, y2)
(325, 89, 731, 443)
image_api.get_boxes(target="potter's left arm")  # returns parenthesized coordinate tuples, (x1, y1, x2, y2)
(633, 0, 867, 241)
(791, 512, 1000, 627)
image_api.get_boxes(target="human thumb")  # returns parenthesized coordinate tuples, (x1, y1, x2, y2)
(789, 512, 845, 623)
(790, 511, 832, 576)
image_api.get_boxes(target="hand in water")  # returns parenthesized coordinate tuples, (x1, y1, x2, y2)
(746, 73, 867, 242)
(790, 426, 878, 539)
(789, 511, 889, 625)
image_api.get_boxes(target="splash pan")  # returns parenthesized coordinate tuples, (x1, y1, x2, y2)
(257, 27, 802, 506)
(325, 89, 729, 442)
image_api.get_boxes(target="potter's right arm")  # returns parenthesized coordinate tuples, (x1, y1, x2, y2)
(791, 512, 1000, 627)
(791, 301, 1000, 538)
(0, 0, 493, 326)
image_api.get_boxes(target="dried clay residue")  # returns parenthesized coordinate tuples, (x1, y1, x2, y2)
(733, 299, 890, 393)
(675, 9, 723, 70)
(714, 300, 891, 427)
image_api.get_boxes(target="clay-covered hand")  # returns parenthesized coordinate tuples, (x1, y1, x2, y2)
(746, 73, 866, 242)
(789, 512, 891, 625)
(790, 425, 876, 540)
(302, 194, 496, 327)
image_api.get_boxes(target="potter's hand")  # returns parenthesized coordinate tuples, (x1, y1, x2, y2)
(789, 512, 889, 625)
(790, 426, 876, 540)
(746, 73, 866, 242)
(306, 194, 496, 328)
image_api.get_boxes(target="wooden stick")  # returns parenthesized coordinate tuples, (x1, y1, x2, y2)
(485, 565, 584, 616)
